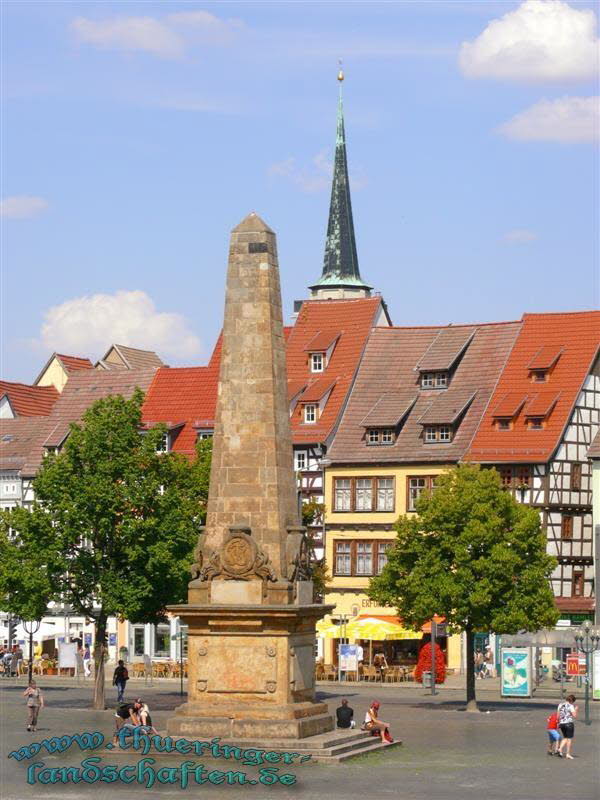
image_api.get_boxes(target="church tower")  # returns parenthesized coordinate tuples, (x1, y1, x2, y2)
(309, 69, 372, 299)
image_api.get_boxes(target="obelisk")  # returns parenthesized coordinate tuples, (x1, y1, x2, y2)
(167, 213, 334, 739)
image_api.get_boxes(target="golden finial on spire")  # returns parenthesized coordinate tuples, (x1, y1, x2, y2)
(337, 58, 344, 82)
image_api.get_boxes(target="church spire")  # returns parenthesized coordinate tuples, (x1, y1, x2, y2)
(310, 67, 371, 299)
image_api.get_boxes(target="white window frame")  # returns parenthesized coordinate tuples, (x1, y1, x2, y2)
(310, 352, 324, 373)
(381, 429, 394, 444)
(377, 542, 392, 574)
(376, 478, 394, 511)
(334, 479, 352, 511)
(438, 425, 451, 442)
(368, 429, 380, 444)
(435, 372, 448, 388)
(421, 373, 435, 388)
(294, 451, 307, 471)
(424, 426, 437, 442)
(197, 430, 213, 440)
(355, 478, 373, 512)
(156, 432, 170, 453)
(334, 541, 351, 575)
(356, 541, 373, 575)
(304, 404, 317, 424)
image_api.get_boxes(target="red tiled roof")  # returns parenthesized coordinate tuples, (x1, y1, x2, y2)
(468, 312, 600, 463)
(328, 321, 521, 464)
(0, 381, 59, 416)
(141, 365, 219, 457)
(492, 392, 527, 418)
(523, 392, 560, 418)
(304, 331, 341, 352)
(286, 298, 385, 445)
(300, 377, 337, 404)
(555, 597, 595, 612)
(56, 354, 94, 373)
(288, 379, 308, 402)
(0, 417, 56, 471)
(528, 345, 563, 371)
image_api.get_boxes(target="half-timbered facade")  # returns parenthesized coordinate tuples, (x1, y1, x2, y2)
(469, 311, 600, 619)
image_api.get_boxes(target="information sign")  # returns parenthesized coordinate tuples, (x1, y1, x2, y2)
(339, 644, 358, 672)
(501, 648, 532, 697)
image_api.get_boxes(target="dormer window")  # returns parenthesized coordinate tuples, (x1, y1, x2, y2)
(421, 372, 448, 389)
(497, 419, 511, 431)
(304, 404, 317, 424)
(367, 428, 394, 445)
(197, 430, 213, 440)
(424, 425, 452, 443)
(528, 417, 544, 430)
(528, 346, 563, 382)
(156, 432, 169, 453)
(311, 353, 324, 373)
(531, 370, 547, 383)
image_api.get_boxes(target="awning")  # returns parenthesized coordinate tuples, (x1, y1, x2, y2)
(316, 617, 341, 639)
(346, 616, 422, 641)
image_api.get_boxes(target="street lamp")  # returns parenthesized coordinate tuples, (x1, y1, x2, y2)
(22, 620, 41, 684)
(573, 620, 600, 726)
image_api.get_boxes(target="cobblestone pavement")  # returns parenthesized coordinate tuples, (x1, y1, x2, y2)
(1, 677, 598, 800)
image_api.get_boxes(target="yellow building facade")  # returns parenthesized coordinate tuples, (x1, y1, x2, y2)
(322, 463, 461, 671)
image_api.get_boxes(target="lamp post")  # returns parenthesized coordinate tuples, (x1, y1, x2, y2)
(23, 620, 41, 684)
(573, 620, 600, 726)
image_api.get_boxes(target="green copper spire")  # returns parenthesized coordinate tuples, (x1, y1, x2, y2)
(310, 68, 371, 297)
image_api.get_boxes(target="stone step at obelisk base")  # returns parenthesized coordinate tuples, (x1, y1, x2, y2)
(166, 213, 397, 761)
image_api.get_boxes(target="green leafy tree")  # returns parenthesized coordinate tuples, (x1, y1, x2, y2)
(0, 391, 211, 709)
(300, 500, 330, 601)
(368, 464, 558, 710)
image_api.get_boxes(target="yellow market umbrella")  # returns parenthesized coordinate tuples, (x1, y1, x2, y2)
(346, 616, 422, 641)
(316, 617, 342, 639)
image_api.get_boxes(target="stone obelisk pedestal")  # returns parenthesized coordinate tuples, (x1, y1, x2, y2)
(167, 213, 334, 740)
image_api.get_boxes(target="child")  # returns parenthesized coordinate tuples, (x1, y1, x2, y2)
(546, 709, 561, 755)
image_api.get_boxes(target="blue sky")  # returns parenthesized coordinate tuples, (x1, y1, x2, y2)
(2, 1, 598, 382)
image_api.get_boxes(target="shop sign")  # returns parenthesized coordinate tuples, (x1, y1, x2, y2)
(566, 654, 586, 676)
(501, 648, 532, 697)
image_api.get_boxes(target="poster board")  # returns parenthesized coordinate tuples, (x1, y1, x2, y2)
(58, 642, 78, 669)
(593, 651, 600, 701)
(500, 648, 532, 697)
(339, 644, 358, 672)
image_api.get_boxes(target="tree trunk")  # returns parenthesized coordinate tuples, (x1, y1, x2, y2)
(465, 625, 478, 712)
(92, 613, 107, 710)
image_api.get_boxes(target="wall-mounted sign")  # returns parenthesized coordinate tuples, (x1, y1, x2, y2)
(500, 648, 532, 697)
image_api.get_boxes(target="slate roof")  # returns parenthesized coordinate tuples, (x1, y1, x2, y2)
(96, 344, 165, 371)
(415, 328, 475, 372)
(20, 369, 156, 476)
(141, 365, 219, 458)
(468, 311, 600, 463)
(0, 381, 59, 417)
(0, 417, 55, 471)
(328, 321, 521, 464)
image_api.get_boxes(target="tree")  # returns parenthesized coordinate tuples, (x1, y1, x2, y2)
(368, 464, 558, 711)
(0, 391, 211, 709)
(300, 500, 330, 601)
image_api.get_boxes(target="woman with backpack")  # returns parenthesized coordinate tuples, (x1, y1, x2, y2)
(112, 660, 129, 703)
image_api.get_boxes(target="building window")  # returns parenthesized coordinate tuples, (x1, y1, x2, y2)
(355, 479, 373, 511)
(356, 542, 373, 575)
(499, 467, 513, 487)
(334, 479, 352, 511)
(154, 624, 171, 658)
(496, 419, 511, 431)
(528, 417, 544, 430)
(531, 370, 548, 383)
(498, 465, 532, 489)
(133, 626, 145, 657)
(421, 372, 448, 389)
(572, 570, 584, 597)
(376, 478, 394, 511)
(334, 541, 351, 575)
(304, 404, 317, 424)
(295, 451, 307, 471)
(376, 542, 392, 574)
(561, 514, 573, 540)
(197, 431, 213, 440)
(424, 425, 453, 443)
(381, 429, 394, 444)
(367, 428, 395, 446)
(407, 476, 437, 511)
(156, 432, 169, 453)
(515, 466, 531, 487)
(368, 429, 379, 444)
(571, 463, 582, 491)
(311, 353, 324, 373)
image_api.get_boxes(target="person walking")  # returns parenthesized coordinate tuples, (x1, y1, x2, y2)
(545, 709, 561, 755)
(83, 645, 92, 678)
(112, 659, 129, 702)
(363, 701, 393, 743)
(336, 698, 355, 729)
(557, 694, 578, 759)
(23, 680, 44, 732)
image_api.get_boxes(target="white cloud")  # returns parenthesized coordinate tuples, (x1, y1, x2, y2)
(0, 195, 48, 219)
(502, 229, 538, 244)
(459, 0, 599, 82)
(498, 96, 599, 143)
(37, 290, 201, 360)
(70, 11, 242, 58)
(268, 150, 366, 193)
